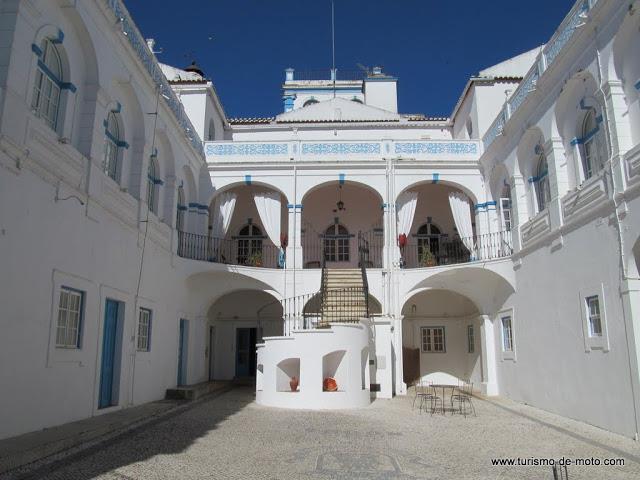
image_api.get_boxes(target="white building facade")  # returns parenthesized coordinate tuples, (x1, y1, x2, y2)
(1, 0, 640, 441)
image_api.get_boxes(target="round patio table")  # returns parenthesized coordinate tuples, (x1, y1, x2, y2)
(429, 384, 458, 415)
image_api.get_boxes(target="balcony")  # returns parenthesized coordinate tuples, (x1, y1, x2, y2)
(400, 231, 513, 269)
(177, 231, 282, 269)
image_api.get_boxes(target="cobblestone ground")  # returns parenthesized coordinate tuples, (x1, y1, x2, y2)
(22, 387, 640, 480)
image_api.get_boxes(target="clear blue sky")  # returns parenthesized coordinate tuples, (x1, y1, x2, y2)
(127, 0, 575, 118)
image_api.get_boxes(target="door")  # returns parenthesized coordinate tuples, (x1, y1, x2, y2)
(99, 299, 120, 409)
(177, 319, 189, 386)
(208, 326, 215, 381)
(235, 327, 257, 377)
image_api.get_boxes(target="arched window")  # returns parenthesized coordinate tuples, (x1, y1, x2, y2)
(324, 224, 350, 262)
(32, 38, 63, 130)
(534, 154, 550, 212)
(176, 186, 186, 232)
(103, 112, 122, 181)
(237, 224, 263, 265)
(147, 156, 159, 215)
(207, 119, 215, 141)
(580, 110, 605, 180)
(416, 223, 441, 260)
(351, 98, 363, 104)
(303, 98, 319, 108)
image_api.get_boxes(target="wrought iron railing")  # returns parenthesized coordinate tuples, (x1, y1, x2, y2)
(358, 231, 371, 318)
(177, 230, 281, 268)
(319, 286, 368, 327)
(287, 69, 367, 82)
(302, 230, 383, 269)
(400, 231, 513, 269)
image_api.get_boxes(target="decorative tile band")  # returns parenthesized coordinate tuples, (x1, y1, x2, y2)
(394, 142, 478, 155)
(301, 143, 381, 155)
(206, 143, 288, 156)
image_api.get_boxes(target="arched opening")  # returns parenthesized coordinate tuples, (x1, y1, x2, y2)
(147, 155, 160, 215)
(401, 289, 481, 387)
(303, 98, 319, 107)
(534, 152, 550, 213)
(32, 37, 64, 132)
(396, 182, 483, 268)
(301, 181, 383, 269)
(205, 183, 288, 268)
(517, 127, 548, 219)
(207, 289, 283, 381)
(103, 111, 124, 182)
(176, 186, 186, 232)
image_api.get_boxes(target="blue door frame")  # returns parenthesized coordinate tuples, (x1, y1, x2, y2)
(99, 299, 120, 409)
(177, 319, 188, 386)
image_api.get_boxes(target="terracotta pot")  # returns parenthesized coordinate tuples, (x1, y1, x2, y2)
(289, 376, 299, 392)
(323, 377, 338, 392)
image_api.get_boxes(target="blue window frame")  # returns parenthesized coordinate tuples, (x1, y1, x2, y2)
(32, 38, 63, 130)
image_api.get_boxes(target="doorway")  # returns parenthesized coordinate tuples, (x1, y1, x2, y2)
(99, 299, 123, 409)
(208, 326, 216, 381)
(235, 327, 257, 378)
(177, 319, 189, 386)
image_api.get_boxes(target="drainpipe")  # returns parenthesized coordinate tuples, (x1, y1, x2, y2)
(595, 37, 640, 439)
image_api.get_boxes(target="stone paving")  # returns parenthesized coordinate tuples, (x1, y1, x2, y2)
(9, 387, 640, 480)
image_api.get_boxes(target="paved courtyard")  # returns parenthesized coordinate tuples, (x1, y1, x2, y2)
(11, 387, 640, 480)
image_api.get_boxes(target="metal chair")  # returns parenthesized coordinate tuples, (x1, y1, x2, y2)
(451, 381, 476, 417)
(421, 381, 443, 415)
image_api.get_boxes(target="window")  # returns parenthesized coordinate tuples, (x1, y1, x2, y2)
(176, 186, 186, 232)
(466, 118, 473, 138)
(32, 38, 62, 130)
(103, 112, 121, 181)
(586, 296, 602, 337)
(303, 98, 319, 107)
(467, 325, 475, 353)
(137, 308, 152, 351)
(581, 110, 605, 180)
(501, 316, 513, 352)
(421, 326, 445, 353)
(56, 287, 84, 348)
(351, 97, 363, 104)
(207, 119, 215, 141)
(237, 224, 263, 265)
(324, 224, 350, 262)
(533, 154, 550, 212)
(416, 223, 441, 262)
(147, 156, 159, 214)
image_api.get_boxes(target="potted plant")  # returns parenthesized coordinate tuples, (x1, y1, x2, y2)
(248, 251, 263, 267)
(419, 249, 437, 267)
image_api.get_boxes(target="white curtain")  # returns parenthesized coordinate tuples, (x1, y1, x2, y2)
(210, 192, 237, 238)
(396, 191, 418, 236)
(448, 192, 476, 258)
(253, 191, 281, 247)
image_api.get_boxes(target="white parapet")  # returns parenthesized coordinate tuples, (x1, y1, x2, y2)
(256, 321, 372, 409)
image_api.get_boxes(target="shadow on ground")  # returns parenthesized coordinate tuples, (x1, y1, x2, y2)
(16, 387, 253, 480)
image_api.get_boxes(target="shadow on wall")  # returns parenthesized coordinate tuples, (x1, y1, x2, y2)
(20, 389, 254, 480)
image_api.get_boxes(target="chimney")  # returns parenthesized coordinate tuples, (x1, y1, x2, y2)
(285, 68, 295, 82)
(364, 67, 398, 113)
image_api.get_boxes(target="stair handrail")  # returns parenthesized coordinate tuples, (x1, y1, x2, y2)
(358, 231, 370, 318)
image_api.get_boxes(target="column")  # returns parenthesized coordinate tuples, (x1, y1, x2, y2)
(543, 137, 568, 235)
(602, 81, 633, 200)
(510, 174, 529, 254)
(479, 314, 498, 396)
(285, 204, 302, 269)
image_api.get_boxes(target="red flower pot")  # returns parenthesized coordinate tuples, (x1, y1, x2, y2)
(323, 377, 338, 392)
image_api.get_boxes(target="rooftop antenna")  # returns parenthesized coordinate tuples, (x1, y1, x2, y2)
(331, 0, 336, 98)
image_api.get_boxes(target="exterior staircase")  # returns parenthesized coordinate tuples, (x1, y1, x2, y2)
(320, 268, 368, 325)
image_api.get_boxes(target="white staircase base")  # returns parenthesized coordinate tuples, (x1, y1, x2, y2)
(256, 321, 372, 410)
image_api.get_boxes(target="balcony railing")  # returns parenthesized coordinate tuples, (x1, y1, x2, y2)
(400, 231, 513, 269)
(302, 230, 383, 269)
(177, 231, 281, 268)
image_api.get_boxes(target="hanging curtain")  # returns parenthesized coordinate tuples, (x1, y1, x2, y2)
(396, 191, 418, 237)
(448, 192, 476, 258)
(254, 191, 283, 266)
(210, 192, 237, 238)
